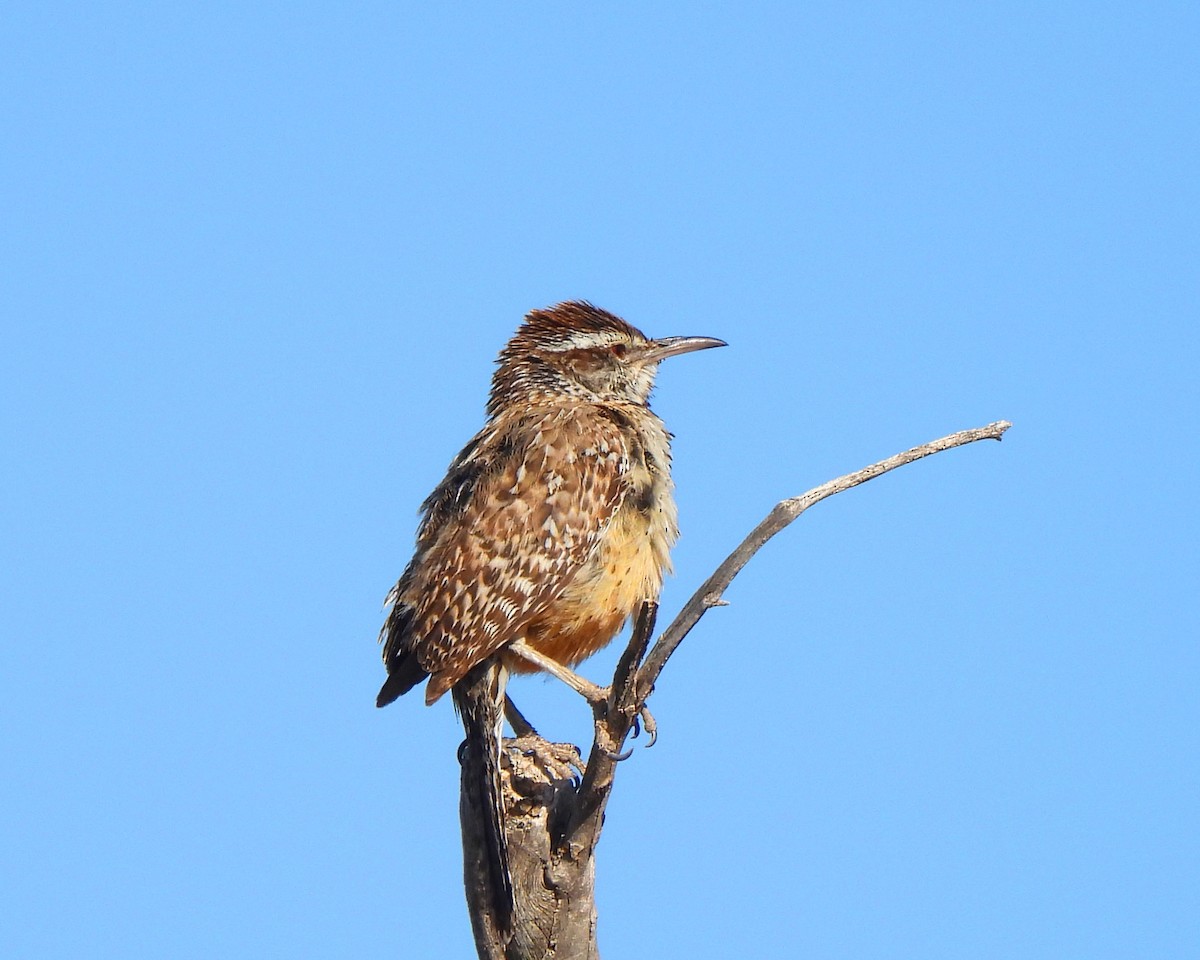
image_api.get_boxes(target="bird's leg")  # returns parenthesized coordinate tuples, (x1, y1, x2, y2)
(506, 640, 657, 761)
(506, 640, 609, 705)
(503, 694, 538, 738)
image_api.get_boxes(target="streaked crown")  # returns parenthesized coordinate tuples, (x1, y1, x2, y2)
(488, 301, 724, 414)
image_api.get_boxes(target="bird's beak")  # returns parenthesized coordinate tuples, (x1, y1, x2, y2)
(640, 335, 728, 363)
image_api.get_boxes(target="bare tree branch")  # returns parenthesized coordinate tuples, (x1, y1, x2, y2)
(566, 602, 659, 842)
(636, 419, 1012, 695)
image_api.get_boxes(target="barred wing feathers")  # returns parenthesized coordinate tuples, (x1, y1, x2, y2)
(380, 405, 632, 705)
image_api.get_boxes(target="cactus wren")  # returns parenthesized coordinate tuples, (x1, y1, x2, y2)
(376, 301, 724, 709)
(375, 301, 723, 925)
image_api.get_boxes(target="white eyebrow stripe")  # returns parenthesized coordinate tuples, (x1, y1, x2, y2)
(540, 330, 626, 352)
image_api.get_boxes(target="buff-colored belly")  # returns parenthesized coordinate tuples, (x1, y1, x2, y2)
(508, 507, 670, 673)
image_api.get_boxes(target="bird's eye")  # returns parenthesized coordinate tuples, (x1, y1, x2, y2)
(609, 342, 628, 358)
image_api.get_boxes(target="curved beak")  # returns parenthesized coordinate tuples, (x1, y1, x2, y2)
(640, 335, 728, 363)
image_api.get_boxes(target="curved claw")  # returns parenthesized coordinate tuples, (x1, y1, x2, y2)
(603, 743, 635, 762)
(640, 706, 658, 748)
(633, 705, 662, 748)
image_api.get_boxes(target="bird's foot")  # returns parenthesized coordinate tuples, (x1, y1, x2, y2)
(602, 703, 658, 760)
(629, 703, 658, 748)
(506, 734, 586, 782)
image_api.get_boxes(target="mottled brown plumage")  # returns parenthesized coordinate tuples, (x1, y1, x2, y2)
(376, 301, 724, 709)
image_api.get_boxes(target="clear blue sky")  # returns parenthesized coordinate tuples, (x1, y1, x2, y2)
(4, 3, 1197, 958)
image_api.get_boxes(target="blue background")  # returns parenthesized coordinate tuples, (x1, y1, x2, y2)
(4, 3, 1197, 957)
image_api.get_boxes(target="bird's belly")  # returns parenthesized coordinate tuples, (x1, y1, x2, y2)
(508, 508, 670, 673)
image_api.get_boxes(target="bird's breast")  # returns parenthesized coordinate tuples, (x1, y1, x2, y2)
(509, 430, 679, 673)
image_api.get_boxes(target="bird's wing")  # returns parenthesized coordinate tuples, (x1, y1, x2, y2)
(396, 406, 632, 703)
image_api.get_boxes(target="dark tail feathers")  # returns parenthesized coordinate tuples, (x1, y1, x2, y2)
(453, 661, 514, 930)
(376, 603, 428, 708)
(375, 650, 429, 707)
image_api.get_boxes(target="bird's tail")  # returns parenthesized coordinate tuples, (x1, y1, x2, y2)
(453, 660, 514, 931)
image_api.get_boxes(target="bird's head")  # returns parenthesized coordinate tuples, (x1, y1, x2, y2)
(489, 301, 725, 414)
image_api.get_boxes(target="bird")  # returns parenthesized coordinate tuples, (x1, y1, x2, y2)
(375, 300, 724, 926)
